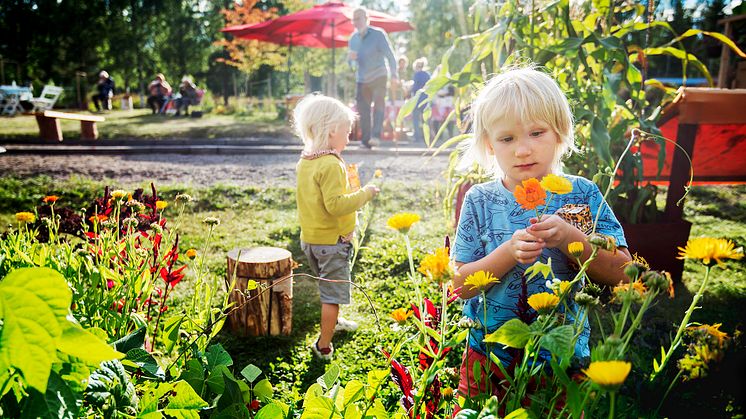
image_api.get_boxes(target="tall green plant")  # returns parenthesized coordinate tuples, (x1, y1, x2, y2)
(399, 0, 746, 224)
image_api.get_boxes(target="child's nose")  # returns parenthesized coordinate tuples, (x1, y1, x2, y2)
(515, 140, 532, 156)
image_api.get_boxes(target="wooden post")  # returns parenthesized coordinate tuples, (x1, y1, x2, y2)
(80, 121, 99, 140)
(35, 114, 63, 141)
(663, 123, 697, 222)
(226, 247, 293, 336)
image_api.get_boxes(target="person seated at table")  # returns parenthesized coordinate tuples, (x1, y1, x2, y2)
(174, 77, 200, 116)
(147, 73, 172, 114)
(92, 71, 115, 112)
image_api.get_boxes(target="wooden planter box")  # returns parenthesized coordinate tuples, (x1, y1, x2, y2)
(621, 220, 692, 282)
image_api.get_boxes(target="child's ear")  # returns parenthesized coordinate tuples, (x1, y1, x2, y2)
(484, 136, 495, 155)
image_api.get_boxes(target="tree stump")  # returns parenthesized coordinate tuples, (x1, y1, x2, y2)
(226, 247, 293, 336)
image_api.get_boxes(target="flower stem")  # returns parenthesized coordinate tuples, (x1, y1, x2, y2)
(608, 391, 616, 419)
(650, 265, 711, 381)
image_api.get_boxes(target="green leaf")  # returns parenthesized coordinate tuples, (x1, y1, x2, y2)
(206, 344, 233, 370)
(163, 380, 208, 414)
(342, 379, 365, 406)
(57, 325, 123, 365)
(317, 364, 340, 390)
(539, 325, 575, 362)
(504, 408, 531, 419)
(123, 348, 165, 380)
(216, 371, 245, 414)
(112, 326, 146, 353)
(365, 369, 388, 399)
(240, 364, 262, 383)
(590, 117, 613, 166)
(300, 395, 341, 419)
(524, 259, 553, 281)
(483, 319, 531, 349)
(162, 316, 184, 353)
(206, 365, 233, 395)
(20, 371, 79, 419)
(0, 267, 71, 392)
(85, 360, 138, 418)
(302, 383, 324, 407)
(178, 359, 205, 396)
(253, 378, 273, 402)
(256, 403, 286, 419)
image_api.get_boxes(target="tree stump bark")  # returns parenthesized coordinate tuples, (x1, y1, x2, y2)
(226, 247, 293, 336)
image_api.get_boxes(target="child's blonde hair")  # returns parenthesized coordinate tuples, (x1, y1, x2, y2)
(293, 94, 357, 153)
(464, 66, 577, 177)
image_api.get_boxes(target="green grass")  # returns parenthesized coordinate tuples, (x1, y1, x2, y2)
(1, 177, 744, 417)
(0, 108, 290, 140)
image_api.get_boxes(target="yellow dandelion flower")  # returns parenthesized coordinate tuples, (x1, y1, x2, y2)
(390, 308, 411, 324)
(15, 212, 36, 223)
(186, 248, 197, 260)
(374, 169, 383, 178)
(111, 190, 127, 199)
(553, 280, 572, 296)
(387, 213, 421, 234)
(568, 241, 584, 258)
(418, 247, 453, 284)
(527, 292, 560, 313)
(540, 174, 573, 195)
(583, 360, 631, 391)
(156, 200, 168, 210)
(464, 270, 499, 290)
(677, 237, 743, 267)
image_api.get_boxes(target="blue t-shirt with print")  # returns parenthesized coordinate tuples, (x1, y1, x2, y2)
(452, 175, 627, 365)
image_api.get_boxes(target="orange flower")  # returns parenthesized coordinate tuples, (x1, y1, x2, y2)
(42, 195, 59, 204)
(514, 178, 546, 210)
(89, 214, 108, 223)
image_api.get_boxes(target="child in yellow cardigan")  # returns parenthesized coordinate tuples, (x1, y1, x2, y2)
(294, 94, 379, 360)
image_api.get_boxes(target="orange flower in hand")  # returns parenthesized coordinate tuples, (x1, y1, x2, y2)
(514, 178, 546, 210)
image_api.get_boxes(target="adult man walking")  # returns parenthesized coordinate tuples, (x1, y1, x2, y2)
(348, 7, 398, 148)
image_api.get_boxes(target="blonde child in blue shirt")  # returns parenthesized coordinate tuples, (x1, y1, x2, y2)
(452, 68, 632, 398)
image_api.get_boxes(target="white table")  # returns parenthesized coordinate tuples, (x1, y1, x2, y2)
(0, 85, 33, 116)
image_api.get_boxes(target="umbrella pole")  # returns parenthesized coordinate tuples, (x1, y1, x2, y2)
(287, 34, 292, 95)
(331, 21, 335, 97)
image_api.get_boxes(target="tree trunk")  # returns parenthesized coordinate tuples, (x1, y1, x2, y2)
(226, 247, 293, 336)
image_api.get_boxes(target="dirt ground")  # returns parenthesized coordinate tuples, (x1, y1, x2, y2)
(0, 152, 451, 187)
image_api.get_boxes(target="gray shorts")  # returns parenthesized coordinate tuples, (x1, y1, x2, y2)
(301, 240, 353, 305)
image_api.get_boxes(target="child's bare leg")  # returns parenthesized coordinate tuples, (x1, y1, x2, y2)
(318, 303, 339, 348)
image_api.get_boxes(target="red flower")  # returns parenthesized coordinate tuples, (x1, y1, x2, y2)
(160, 265, 187, 287)
(249, 400, 260, 411)
(381, 349, 414, 414)
(106, 279, 115, 289)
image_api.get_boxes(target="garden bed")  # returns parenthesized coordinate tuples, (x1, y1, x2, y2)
(0, 176, 743, 417)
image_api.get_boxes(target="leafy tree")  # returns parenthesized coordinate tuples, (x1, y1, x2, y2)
(215, 0, 285, 76)
(407, 0, 471, 73)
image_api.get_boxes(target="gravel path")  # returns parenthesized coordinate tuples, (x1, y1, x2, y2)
(0, 152, 451, 187)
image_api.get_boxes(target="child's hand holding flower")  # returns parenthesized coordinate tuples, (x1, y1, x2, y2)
(508, 228, 545, 265)
(364, 184, 380, 197)
(528, 215, 573, 249)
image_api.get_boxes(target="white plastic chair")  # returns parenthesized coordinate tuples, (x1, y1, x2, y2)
(31, 85, 64, 112)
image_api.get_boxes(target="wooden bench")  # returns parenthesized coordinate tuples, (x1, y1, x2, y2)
(35, 110, 105, 141)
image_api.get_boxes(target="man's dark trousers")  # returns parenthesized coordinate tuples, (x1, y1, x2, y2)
(356, 76, 387, 146)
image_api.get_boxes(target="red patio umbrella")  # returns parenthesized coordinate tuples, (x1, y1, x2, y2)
(221, 1, 413, 94)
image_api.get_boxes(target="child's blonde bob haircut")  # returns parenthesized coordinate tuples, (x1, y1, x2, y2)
(465, 67, 577, 177)
(293, 94, 357, 153)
